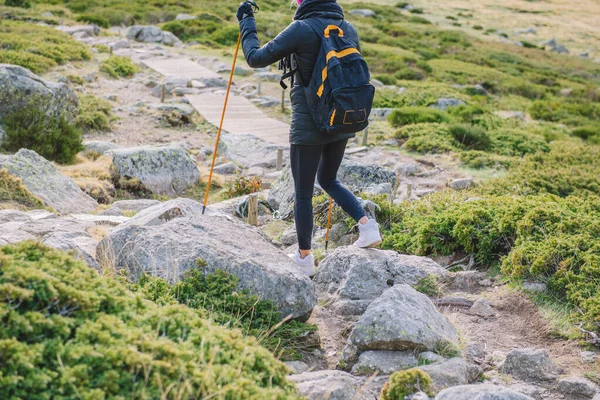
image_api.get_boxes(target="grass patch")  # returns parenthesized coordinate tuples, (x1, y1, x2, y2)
(100, 55, 139, 78)
(0, 168, 45, 210)
(77, 94, 115, 131)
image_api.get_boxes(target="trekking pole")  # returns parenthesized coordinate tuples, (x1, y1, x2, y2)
(325, 198, 333, 250)
(202, 0, 259, 215)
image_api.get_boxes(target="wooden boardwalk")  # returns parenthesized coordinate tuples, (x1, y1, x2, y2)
(142, 58, 221, 80)
(143, 58, 289, 148)
(187, 94, 289, 147)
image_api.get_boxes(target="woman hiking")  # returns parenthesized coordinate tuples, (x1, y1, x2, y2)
(237, 0, 382, 276)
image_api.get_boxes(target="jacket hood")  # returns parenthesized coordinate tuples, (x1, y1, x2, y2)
(294, 0, 344, 21)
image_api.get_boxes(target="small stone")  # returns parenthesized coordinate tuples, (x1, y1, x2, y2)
(581, 351, 598, 364)
(254, 71, 281, 82)
(176, 13, 197, 21)
(523, 282, 547, 293)
(417, 358, 483, 392)
(396, 163, 422, 176)
(428, 98, 466, 111)
(213, 162, 238, 175)
(280, 225, 298, 247)
(284, 361, 310, 374)
(557, 377, 599, 399)
(419, 351, 446, 364)
(463, 343, 487, 364)
(99, 206, 125, 217)
(349, 9, 376, 17)
(500, 348, 563, 382)
(470, 299, 495, 318)
(247, 166, 265, 177)
(450, 178, 474, 191)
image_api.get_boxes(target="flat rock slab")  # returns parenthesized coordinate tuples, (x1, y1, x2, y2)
(187, 93, 290, 147)
(436, 384, 534, 400)
(0, 149, 98, 214)
(418, 358, 482, 392)
(142, 58, 220, 81)
(97, 198, 317, 319)
(500, 348, 563, 383)
(288, 370, 373, 400)
(219, 133, 289, 168)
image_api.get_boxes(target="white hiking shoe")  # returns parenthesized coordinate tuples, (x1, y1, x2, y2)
(288, 250, 316, 277)
(353, 219, 382, 248)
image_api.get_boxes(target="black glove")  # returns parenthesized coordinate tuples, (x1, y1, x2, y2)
(237, 2, 254, 22)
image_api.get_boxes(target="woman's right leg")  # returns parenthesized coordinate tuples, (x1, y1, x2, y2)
(290, 143, 323, 252)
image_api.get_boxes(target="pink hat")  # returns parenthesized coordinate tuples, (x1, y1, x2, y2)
(297, 0, 302, 4)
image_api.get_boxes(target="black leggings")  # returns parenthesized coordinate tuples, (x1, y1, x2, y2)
(290, 139, 366, 250)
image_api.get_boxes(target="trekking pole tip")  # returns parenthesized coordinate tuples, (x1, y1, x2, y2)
(202, 205, 206, 215)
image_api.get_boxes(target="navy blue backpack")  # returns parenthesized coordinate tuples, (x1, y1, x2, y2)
(303, 20, 375, 135)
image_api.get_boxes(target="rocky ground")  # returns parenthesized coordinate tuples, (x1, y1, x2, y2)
(1, 23, 599, 400)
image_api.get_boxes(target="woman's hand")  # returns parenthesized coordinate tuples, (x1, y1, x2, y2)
(237, 2, 255, 22)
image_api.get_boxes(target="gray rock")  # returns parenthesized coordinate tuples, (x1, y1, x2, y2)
(125, 26, 182, 46)
(495, 111, 525, 120)
(285, 361, 310, 375)
(420, 351, 446, 364)
(557, 377, 599, 398)
(315, 247, 448, 315)
(581, 351, 598, 364)
(0, 125, 5, 141)
(99, 206, 125, 217)
(287, 370, 372, 400)
(213, 162, 239, 175)
(0, 149, 98, 214)
(510, 383, 544, 399)
(175, 13, 197, 21)
(234, 65, 253, 77)
(110, 40, 130, 51)
(364, 182, 393, 196)
(337, 161, 397, 191)
(594, 393, 600, 400)
(500, 348, 563, 382)
(418, 358, 482, 392)
(371, 79, 384, 88)
(473, 84, 490, 96)
(408, 393, 430, 400)
(0, 64, 78, 122)
(151, 76, 191, 97)
(463, 343, 487, 364)
(429, 98, 466, 111)
(83, 141, 120, 156)
(97, 198, 317, 319)
(522, 282, 547, 293)
(267, 167, 295, 219)
(470, 299, 495, 318)
(281, 224, 298, 247)
(251, 96, 280, 107)
(198, 77, 227, 88)
(342, 284, 458, 368)
(220, 133, 288, 169)
(110, 143, 199, 196)
(56, 25, 100, 38)
(371, 108, 395, 120)
(254, 71, 281, 82)
(328, 222, 349, 243)
(349, 9, 376, 17)
(396, 163, 422, 176)
(247, 166, 265, 177)
(436, 384, 534, 400)
(351, 350, 419, 375)
(541, 38, 569, 54)
(70, 214, 129, 227)
(450, 178, 474, 191)
(42, 230, 99, 268)
(112, 199, 161, 213)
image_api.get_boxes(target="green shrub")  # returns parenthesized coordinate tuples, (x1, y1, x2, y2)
(1, 105, 84, 165)
(489, 128, 550, 156)
(572, 126, 599, 141)
(0, 242, 300, 399)
(66, 74, 84, 85)
(0, 20, 91, 73)
(380, 369, 434, 400)
(100, 55, 139, 78)
(4, 0, 32, 8)
(389, 107, 449, 127)
(92, 43, 110, 53)
(473, 25, 484, 30)
(77, 94, 115, 131)
(395, 123, 456, 153)
(375, 74, 397, 86)
(210, 26, 240, 46)
(132, 264, 317, 360)
(0, 168, 45, 210)
(459, 150, 514, 169)
(448, 123, 492, 151)
(224, 175, 262, 199)
(76, 14, 110, 28)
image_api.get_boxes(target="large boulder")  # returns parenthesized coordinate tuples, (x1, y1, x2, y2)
(0, 149, 98, 214)
(125, 26, 182, 46)
(287, 370, 374, 400)
(351, 350, 419, 375)
(500, 348, 563, 383)
(97, 198, 317, 319)
(315, 247, 448, 315)
(268, 161, 397, 219)
(557, 377, 599, 399)
(112, 199, 161, 213)
(435, 384, 534, 400)
(341, 284, 458, 368)
(0, 64, 78, 122)
(110, 143, 199, 196)
(56, 24, 100, 38)
(417, 358, 482, 392)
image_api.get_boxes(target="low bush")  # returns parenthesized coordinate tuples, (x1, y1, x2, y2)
(572, 126, 599, 141)
(0, 242, 300, 399)
(448, 123, 492, 151)
(380, 369, 434, 400)
(395, 123, 456, 153)
(1, 104, 84, 164)
(76, 14, 110, 28)
(92, 43, 110, 53)
(77, 94, 115, 131)
(100, 55, 139, 78)
(4, 0, 32, 8)
(0, 20, 91, 73)
(458, 150, 514, 169)
(224, 175, 262, 199)
(389, 107, 449, 127)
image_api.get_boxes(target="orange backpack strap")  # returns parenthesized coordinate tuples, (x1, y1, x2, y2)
(324, 25, 344, 38)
